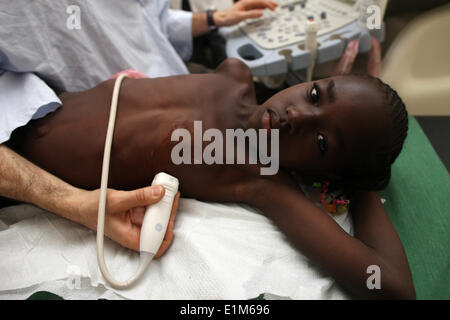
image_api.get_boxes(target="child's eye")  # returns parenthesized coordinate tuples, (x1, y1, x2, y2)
(317, 133, 328, 155)
(310, 83, 320, 104)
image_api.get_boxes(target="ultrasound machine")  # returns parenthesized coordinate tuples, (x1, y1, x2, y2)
(221, 0, 385, 87)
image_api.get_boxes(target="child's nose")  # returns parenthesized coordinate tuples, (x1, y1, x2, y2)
(287, 106, 316, 134)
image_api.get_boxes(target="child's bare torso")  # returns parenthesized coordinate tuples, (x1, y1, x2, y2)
(17, 60, 273, 202)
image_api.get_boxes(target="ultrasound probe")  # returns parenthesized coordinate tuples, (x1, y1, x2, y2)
(96, 74, 179, 289)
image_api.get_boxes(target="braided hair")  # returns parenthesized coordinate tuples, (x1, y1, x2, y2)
(340, 74, 409, 191)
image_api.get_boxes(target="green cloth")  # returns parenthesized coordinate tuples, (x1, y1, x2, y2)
(27, 117, 450, 300)
(380, 116, 450, 300)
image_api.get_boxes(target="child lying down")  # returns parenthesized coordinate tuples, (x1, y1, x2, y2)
(9, 58, 414, 299)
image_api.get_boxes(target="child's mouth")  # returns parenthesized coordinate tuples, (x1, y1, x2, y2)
(262, 108, 283, 133)
(262, 109, 272, 133)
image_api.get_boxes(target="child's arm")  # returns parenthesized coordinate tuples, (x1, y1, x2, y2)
(242, 178, 415, 299)
(349, 190, 415, 297)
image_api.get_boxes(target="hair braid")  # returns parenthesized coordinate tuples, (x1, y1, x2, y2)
(342, 74, 409, 191)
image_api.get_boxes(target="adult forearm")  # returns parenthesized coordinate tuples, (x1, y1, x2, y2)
(0, 144, 180, 253)
(191, 12, 210, 37)
(192, 11, 228, 37)
(0, 144, 84, 223)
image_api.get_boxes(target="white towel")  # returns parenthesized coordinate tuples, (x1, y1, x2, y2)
(0, 198, 352, 300)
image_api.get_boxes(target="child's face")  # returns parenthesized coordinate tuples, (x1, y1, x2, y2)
(248, 76, 393, 179)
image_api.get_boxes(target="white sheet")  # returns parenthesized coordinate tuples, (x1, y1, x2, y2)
(0, 198, 353, 300)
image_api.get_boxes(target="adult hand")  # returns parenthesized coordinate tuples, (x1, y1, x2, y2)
(333, 36, 382, 78)
(78, 186, 180, 258)
(214, 0, 278, 27)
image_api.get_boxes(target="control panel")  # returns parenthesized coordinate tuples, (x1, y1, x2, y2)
(242, 0, 359, 50)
